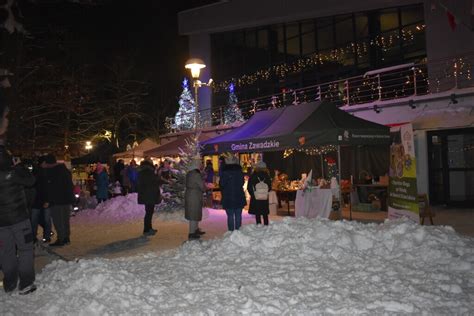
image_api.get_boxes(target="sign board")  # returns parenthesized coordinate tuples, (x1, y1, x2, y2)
(388, 123, 419, 222)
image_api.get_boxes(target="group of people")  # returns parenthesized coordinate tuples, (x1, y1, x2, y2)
(83, 158, 173, 206)
(87, 157, 173, 236)
(0, 87, 272, 295)
(0, 152, 75, 294)
(184, 155, 272, 240)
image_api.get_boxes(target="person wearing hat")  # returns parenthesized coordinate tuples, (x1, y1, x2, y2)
(0, 90, 37, 294)
(219, 155, 246, 231)
(247, 160, 272, 226)
(184, 158, 206, 240)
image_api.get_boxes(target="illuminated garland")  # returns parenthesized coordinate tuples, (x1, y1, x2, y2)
(214, 24, 426, 92)
(444, 57, 472, 82)
(283, 145, 337, 158)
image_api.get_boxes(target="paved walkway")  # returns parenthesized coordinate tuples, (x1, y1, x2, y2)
(338, 205, 474, 237)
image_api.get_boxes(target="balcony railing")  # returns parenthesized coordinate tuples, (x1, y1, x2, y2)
(166, 53, 474, 133)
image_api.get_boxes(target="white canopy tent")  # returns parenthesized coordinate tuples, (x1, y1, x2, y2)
(113, 138, 159, 160)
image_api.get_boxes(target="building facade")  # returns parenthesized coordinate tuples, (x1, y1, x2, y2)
(178, 0, 474, 206)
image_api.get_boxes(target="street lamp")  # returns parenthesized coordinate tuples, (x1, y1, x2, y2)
(85, 141, 93, 153)
(185, 58, 213, 129)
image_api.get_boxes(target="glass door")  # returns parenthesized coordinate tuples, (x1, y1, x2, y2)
(428, 128, 474, 206)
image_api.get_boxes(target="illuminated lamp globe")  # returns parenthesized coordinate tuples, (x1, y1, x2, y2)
(185, 58, 206, 79)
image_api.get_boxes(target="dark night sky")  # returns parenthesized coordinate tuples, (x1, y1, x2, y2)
(22, 0, 217, 117)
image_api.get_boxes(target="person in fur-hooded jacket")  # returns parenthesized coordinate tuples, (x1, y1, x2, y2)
(185, 159, 205, 240)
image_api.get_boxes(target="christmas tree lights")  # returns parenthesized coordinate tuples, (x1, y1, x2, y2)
(173, 78, 196, 131)
(223, 83, 244, 125)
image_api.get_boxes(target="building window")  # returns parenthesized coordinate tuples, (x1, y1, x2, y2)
(211, 3, 425, 104)
(301, 20, 316, 56)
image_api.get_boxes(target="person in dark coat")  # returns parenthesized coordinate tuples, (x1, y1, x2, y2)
(218, 155, 226, 179)
(137, 159, 165, 236)
(121, 163, 131, 195)
(219, 155, 246, 231)
(185, 159, 205, 240)
(0, 93, 37, 294)
(204, 159, 214, 185)
(247, 161, 272, 226)
(30, 156, 52, 243)
(127, 160, 138, 193)
(113, 159, 125, 184)
(0, 146, 37, 294)
(94, 162, 109, 203)
(43, 154, 74, 247)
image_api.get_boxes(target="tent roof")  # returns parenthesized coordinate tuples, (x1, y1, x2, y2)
(113, 138, 159, 159)
(201, 101, 390, 154)
(71, 142, 118, 165)
(144, 133, 212, 157)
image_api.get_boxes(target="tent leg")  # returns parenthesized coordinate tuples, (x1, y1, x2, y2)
(321, 154, 324, 178)
(337, 145, 343, 220)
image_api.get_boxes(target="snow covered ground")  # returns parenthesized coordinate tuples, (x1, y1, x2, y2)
(1, 215, 473, 314)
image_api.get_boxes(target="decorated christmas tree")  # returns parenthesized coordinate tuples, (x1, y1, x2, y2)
(325, 156, 338, 180)
(158, 132, 202, 213)
(173, 78, 195, 131)
(223, 83, 244, 125)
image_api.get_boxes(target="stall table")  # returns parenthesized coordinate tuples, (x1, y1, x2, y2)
(295, 188, 334, 219)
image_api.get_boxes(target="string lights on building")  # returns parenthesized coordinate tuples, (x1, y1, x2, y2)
(213, 24, 427, 92)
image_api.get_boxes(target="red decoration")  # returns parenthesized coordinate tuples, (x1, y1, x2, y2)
(325, 157, 336, 165)
(447, 11, 456, 31)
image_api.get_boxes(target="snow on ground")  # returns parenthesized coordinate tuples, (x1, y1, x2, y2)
(73, 194, 208, 224)
(1, 217, 473, 315)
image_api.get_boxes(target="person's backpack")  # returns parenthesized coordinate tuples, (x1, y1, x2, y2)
(254, 177, 269, 200)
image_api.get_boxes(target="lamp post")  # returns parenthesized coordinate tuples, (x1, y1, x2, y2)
(185, 58, 213, 129)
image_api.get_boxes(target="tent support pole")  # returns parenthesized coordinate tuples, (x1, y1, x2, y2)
(337, 145, 343, 220)
(320, 154, 324, 178)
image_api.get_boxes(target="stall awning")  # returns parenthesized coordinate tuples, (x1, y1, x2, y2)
(144, 133, 212, 157)
(113, 138, 159, 159)
(201, 101, 390, 155)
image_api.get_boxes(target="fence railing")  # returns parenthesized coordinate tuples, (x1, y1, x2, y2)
(166, 53, 474, 133)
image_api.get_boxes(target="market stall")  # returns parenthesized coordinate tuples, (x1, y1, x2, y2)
(202, 101, 391, 219)
(113, 138, 159, 163)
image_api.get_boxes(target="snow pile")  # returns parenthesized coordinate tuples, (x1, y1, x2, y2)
(73, 194, 209, 224)
(73, 194, 145, 224)
(2, 218, 473, 314)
